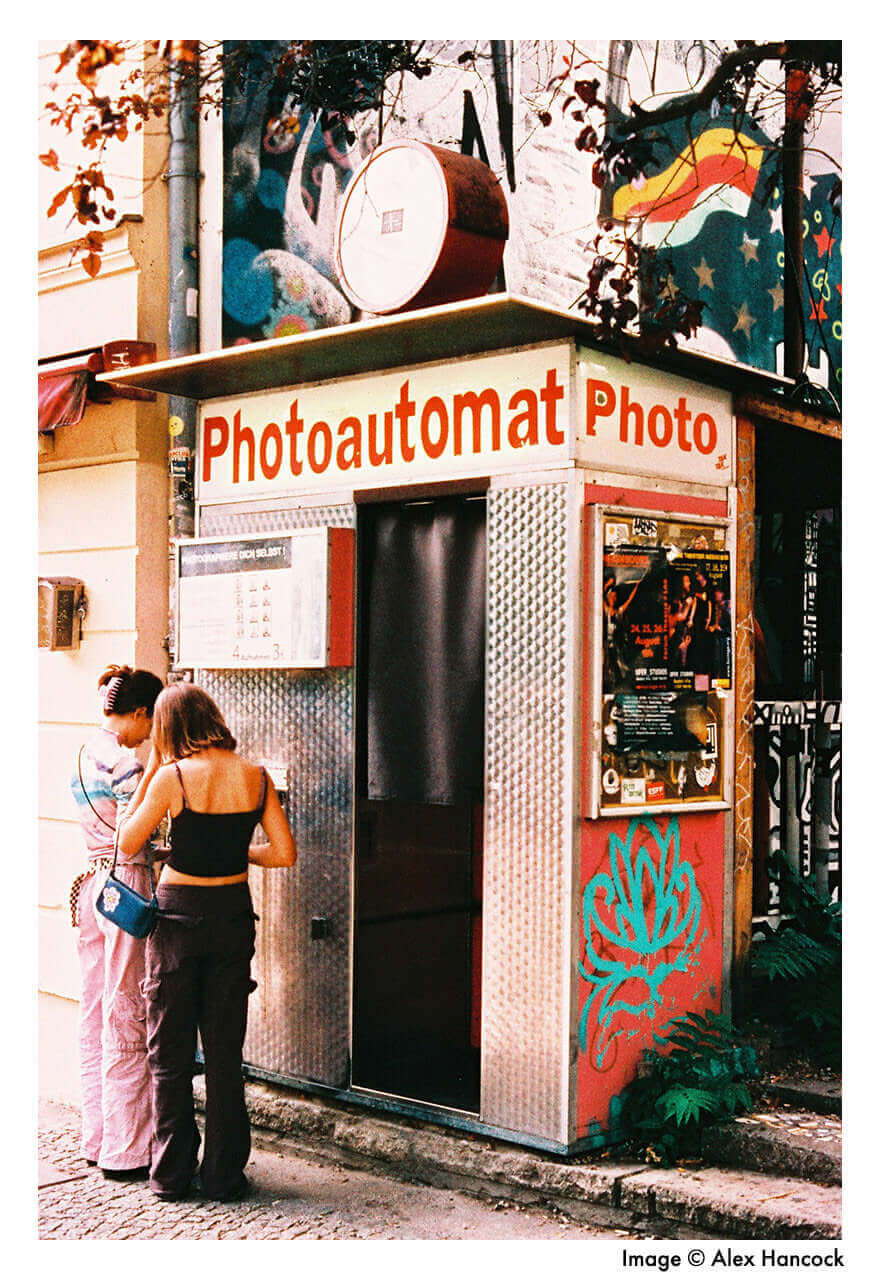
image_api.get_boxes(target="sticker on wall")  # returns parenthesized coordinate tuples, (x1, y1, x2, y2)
(621, 778, 646, 805)
(695, 760, 716, 790)
(646, 780, 666, 803)
(602, 768, 621, 796)
(169, 415, 185, 438)
(701, 718, 718, 761)
(632, 516, 658, 539)
(605, 522, 630, 547)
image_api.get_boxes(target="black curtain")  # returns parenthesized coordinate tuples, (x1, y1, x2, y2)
(359, 496, 486, 805)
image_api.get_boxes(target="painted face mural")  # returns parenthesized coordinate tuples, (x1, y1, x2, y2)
(579, 816, 707, 1070)
(222, 40, 369, 344)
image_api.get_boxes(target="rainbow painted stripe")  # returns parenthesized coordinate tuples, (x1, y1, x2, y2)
(612, 127, 768, 244)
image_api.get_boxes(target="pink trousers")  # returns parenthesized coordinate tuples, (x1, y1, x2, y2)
(77, 861, 153, 1170)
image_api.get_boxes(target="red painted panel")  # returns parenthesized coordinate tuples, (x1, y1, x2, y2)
(584, 483, 728, 518)
(327, 527, 355, 667)
(576, 810, 725, 1144)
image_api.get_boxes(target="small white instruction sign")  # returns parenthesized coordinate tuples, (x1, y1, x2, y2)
(177, 529, 330, 669)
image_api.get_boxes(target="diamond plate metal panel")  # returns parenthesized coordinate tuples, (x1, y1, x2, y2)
(198, 503, 354, 1087)
(481, 481, 575, 1144)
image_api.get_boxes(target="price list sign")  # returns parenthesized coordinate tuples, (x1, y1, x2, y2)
(177, 530, 331, 669)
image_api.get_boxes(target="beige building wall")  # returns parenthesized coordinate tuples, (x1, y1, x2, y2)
(38, 43, 170, 1103)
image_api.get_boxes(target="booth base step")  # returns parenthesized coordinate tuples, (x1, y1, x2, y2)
(702, 1108, 841, 1185)
(762, 1075, 842, 1117)
(219, 1080, 842, 1240)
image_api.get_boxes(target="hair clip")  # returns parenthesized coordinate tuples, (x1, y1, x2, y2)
(103, 675, 125, 713)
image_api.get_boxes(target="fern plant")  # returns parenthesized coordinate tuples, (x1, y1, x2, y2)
(750, 853, 841, 1054)
(618, 1010, 759, 1166)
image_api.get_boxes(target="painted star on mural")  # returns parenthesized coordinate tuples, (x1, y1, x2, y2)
(692, 258, 716, 290)
(768, 281, 785, 312)
(769, 204, 784, 236)
(813, 225, 836, 259)
(732, 301, 756, 340)
(739, 234, 760, 264)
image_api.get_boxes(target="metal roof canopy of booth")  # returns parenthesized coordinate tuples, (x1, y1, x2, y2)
(96, 292, 825, 410)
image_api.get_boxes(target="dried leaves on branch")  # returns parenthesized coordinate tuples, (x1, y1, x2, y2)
(533, 39, 841, 355)
(40, 40, 433, 275)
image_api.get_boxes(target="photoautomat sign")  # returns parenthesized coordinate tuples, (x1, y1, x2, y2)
(197, 344, 574, 502)
(577, 350, 734, 487)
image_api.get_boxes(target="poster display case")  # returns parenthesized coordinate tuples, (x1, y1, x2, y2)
(595, 510, 732, 812)
(175, 527, 353, 670)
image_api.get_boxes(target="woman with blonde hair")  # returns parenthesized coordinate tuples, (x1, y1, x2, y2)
(117, 681, 296, 1202)
(70, 662, 164, 1179)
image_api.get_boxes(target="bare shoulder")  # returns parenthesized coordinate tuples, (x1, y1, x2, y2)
(149, 762, 181, 799)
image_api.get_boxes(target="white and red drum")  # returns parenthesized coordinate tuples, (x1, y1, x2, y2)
(335, 139, 509, 315)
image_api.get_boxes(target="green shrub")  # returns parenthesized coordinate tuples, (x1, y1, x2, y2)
(618, 1010, 759, 1166)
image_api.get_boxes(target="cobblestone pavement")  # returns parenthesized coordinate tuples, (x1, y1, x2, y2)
(39, 1100, 636, 1241)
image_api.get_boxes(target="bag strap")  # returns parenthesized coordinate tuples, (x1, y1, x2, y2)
(77, 746, 116, 833)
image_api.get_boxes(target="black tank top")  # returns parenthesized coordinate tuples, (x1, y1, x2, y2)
(164, 763, 267, 878)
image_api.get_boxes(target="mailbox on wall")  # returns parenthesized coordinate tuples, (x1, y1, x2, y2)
(175, 527, 354, 670)
(38, 577, 86, 651)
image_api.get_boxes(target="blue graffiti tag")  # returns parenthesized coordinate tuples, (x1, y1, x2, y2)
(579, 816, 705, 1067)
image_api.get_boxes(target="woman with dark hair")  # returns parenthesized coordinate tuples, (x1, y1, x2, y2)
(118, 682, 295, 1202)
(70, 662, 164, 1179)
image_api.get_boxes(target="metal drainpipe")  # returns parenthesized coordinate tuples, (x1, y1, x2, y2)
(167, 40, 200, 542)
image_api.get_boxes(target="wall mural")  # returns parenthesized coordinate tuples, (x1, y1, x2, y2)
(222, 41, 372, 345)
(752, 700, 841, 917)
(607, 94, 842, 405)
(577, 811, 723, 1143)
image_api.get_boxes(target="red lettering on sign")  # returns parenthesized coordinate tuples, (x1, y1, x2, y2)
(507, 388, 538, 447)
(585, 377, 721, 463)
(586, 378, 615, 436)
(674, 396, 693, 452)
(285, 402, 304, 476)
(259, 422, 283, 479)
(620, 384, 643, 445)
(693, 412, 717, 454)
(395, 381, 416, 462)
(232, 410, 255, 484)
(202, 415, 229, 483)
(541, 367, 565, 444)
(367, 410, 393, 466)
(647, 403, 673, 447)
(337, 416, 362, 470)
(421, 396, 449, 460)
(308, 421, 332, 473)
(200, 360, 571, 490)
(453, 388, 501, 455)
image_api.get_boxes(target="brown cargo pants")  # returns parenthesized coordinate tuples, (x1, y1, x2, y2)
(143, 882, 257, 1199)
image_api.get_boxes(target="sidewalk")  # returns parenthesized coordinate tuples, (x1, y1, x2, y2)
(38, 1074, 842, 1242)
(37, 1099, 632, 1241)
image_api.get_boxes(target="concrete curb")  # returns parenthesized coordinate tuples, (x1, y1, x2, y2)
(198, 1080, 842, 1240)
(702, 1115, 841, 1186)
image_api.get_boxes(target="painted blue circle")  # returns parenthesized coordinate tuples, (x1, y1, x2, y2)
(222, 239, 274, 326)
(256, 168, 287, 212)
